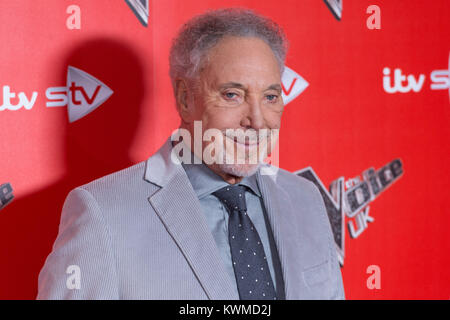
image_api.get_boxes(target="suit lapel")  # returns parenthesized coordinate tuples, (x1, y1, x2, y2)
(256, 168, 308, 299)
(144, 138, 239, 300)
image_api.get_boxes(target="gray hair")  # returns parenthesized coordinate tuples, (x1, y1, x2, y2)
(169, 8, 289, 91)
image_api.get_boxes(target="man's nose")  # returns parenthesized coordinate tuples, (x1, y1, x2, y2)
(241, 96, 265, 130)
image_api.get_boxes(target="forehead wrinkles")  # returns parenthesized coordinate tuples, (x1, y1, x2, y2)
(199, 38, 280, 88)
(209, 56, 279, 82)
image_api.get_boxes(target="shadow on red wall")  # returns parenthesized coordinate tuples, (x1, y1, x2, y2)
(0, 38, 149, 299)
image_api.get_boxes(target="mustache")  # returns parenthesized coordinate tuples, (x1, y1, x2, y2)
(221, 129, 275, 144)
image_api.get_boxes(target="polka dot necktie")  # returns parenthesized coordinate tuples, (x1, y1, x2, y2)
(212, 184, 277, 300)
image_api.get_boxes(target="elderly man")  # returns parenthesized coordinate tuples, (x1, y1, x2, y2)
(37, 8, 344, 300)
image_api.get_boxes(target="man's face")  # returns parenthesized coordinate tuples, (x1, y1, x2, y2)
(184, 36, 284, 178)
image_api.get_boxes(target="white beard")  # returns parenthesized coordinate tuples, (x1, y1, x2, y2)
(216, 138, 267, 177)
(217, 162, 261, 177)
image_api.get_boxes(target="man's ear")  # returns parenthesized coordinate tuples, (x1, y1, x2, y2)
(175, 78, 193, 122)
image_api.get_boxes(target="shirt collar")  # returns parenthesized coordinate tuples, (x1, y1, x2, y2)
(174, 140, 262, 199)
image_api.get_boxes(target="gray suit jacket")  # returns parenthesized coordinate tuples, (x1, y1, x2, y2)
(37, 137, 345, 299)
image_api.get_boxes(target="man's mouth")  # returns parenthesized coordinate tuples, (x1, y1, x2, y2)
(229, 136, 259, 147)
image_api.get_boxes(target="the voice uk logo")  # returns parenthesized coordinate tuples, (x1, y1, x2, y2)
(281, 66, 309, 105)
(0, 66, 113, 123)
(296, 158, 404, 266)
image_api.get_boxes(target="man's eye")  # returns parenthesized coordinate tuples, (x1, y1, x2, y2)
(266, 94, 278, 102)
(224, 92, 238, 99)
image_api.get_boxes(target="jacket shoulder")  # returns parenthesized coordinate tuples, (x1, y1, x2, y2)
(77, 161, 148, 195)
(272, 166, 321, 196)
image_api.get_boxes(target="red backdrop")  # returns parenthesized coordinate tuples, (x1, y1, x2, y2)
(0, 0, 449, 299)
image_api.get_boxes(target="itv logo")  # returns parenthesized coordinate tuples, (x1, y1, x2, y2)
(0, 86, 38, 111)
(382, 53, 450, 99)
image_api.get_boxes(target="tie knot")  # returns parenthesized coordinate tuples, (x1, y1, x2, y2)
(212, 184, 247, 214)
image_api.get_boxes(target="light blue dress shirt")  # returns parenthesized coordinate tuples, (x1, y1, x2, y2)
(181, 160, 278, 295)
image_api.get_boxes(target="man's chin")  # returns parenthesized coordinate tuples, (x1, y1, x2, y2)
(217, 163, 261, 178)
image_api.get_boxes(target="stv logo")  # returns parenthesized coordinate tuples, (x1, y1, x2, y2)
(46, 66, 114, 122)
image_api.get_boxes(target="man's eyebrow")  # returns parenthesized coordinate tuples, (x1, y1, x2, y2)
(218, 82, 282, 92)
(218, 82, 246, 90)
(266, 84, 282, 92)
